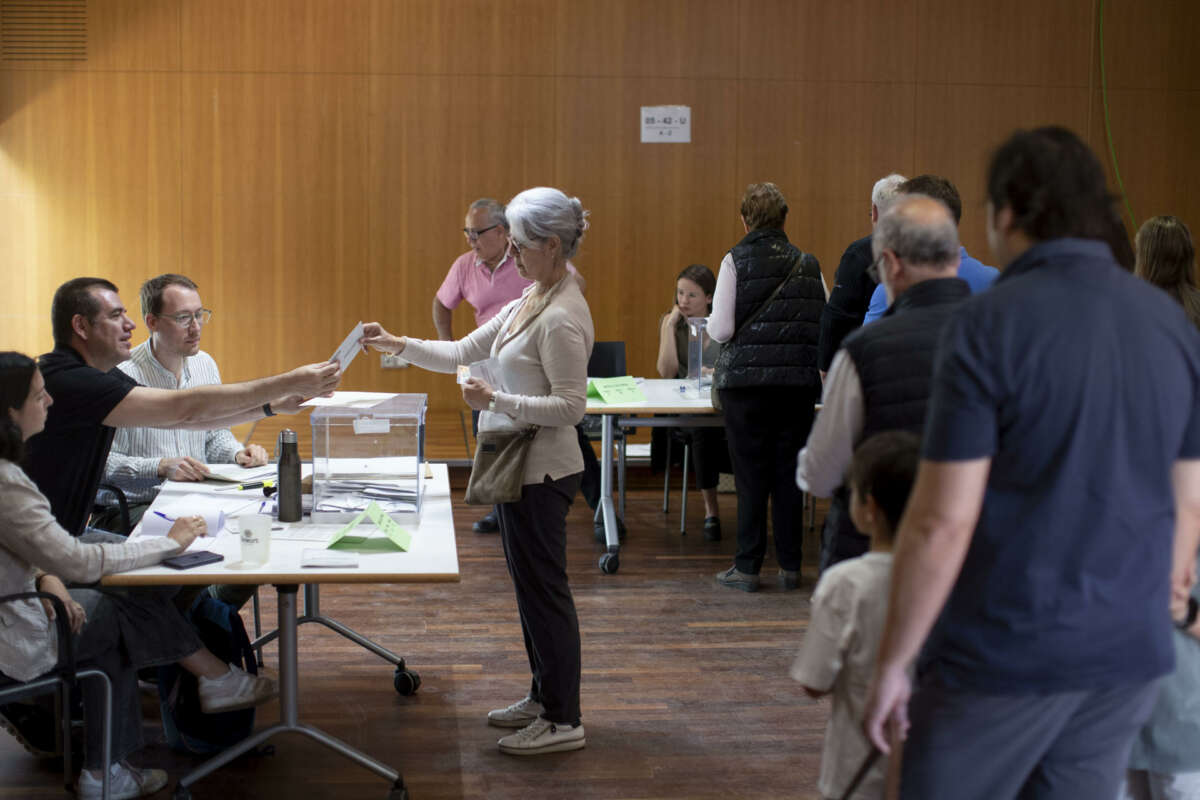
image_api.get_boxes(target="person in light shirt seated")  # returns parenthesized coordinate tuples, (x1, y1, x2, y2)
(99, 274, 269, 532)
(0, 352, 277, 800)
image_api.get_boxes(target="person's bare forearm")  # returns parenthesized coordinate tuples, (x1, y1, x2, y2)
(433, 298, 453, 340)
(876, 460, 988, 671)
(1171, 460, 1200, 620)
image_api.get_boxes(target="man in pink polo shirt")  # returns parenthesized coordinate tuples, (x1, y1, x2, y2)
(434, 198, 585, 533)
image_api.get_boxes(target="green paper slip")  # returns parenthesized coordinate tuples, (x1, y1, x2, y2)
(586, 376, 645, 404)
(327, 501, 413, 552)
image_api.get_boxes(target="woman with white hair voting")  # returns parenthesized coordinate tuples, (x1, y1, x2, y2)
(362, 187, 594, 756)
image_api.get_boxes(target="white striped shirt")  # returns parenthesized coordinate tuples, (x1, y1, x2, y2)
(104, 341, 242, 502)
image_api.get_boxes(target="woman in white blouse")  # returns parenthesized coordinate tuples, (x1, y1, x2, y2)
(0, 352, 277, 799)
(363, 187, 594, 756)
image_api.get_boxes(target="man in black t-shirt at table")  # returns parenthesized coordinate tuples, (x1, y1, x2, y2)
(24, 277, 342, 537)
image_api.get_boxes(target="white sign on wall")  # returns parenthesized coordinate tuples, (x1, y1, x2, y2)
(641, 105, 691, 143)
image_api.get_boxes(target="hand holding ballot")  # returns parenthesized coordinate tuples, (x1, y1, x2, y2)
(286, 361, 343, 399)
(359, 322, 405, 355)
(461, 377, 494, 411)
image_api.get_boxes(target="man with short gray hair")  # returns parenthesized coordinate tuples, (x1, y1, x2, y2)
(817, 174, 907, 375)
(798, 194, 970, 569)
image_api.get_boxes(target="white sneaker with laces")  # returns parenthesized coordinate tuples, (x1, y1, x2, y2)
(77, 761, 168, 800)
(487, 696, 545, 728)
(497, 716, 586, 755)
(198, 665, 278, 714)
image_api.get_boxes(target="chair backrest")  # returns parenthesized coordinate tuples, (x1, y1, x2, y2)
(588, 341, 627, 378)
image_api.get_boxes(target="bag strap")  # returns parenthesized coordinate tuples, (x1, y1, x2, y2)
(727, 251, 808, 343)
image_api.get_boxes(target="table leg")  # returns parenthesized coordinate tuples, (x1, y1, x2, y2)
(175, 585, 404, 796)
(251, 585, 403, 665)
(597, 415, 620, 574)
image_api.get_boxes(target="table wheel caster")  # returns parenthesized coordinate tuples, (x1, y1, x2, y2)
(393, 665, 421, 696)
(173, 784, 192, 800)
(599, 551, 619, 574)
(387, 779, 410, 799)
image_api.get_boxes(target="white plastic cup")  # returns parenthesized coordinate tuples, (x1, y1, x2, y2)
(239, 514, 272, 566)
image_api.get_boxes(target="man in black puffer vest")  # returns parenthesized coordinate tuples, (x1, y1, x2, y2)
(797, 194, 968, 570)
(710, 182, 825, 592)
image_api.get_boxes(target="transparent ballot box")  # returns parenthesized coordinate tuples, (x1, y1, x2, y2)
(309, 394, 427, 524)
(687, 316, 719, 397)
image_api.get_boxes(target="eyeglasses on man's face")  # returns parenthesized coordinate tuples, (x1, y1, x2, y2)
(160, 309, 212, 327)
(463, 224, 501, 242)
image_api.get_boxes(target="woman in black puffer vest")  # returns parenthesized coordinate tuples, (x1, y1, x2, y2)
(709, 183, 825, 593)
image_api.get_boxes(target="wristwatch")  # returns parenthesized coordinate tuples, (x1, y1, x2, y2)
(1177, 596, 1199, 631)
(487, 394, 497, 413)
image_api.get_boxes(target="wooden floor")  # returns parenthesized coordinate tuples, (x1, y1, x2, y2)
(0, 474, 830, 800)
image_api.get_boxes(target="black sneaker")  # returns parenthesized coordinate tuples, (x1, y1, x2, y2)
(0, 701, 58, 758)
(592, 516, 627, 543)
(473, 510, 500, 534)
(703, 516, 722, 541)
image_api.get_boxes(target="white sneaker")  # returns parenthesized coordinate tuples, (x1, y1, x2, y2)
(198, 665, 278, 714)
(487, 696, 545, 729)
(498, 717, 585, 755)
(77, 761, 168, 800)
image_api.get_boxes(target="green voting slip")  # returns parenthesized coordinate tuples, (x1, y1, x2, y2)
(586, 376, 645, 404)
(327, 501, 413, 553)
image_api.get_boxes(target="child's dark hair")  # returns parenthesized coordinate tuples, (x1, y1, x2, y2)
(846, 431, 921, 538)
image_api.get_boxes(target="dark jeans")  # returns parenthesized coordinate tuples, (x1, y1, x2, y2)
(496, 473, 583, 725)
(721, 385, 817, 575)
(901, 677, 1160, 799)
(71, 586, 202, 769)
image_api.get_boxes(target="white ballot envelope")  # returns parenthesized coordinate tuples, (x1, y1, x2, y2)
(457, 357, 505, 391)
(331, 321, 364, 372)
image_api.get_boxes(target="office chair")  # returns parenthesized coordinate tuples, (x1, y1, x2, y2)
(0, 592, 113, 799)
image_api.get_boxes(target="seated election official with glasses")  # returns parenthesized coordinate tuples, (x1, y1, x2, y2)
(365, 186, 594, 756)
(99, 274, 269, 536)
(0, 352, 277, 799)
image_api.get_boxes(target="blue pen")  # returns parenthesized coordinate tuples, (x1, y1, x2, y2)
(259, 501, 267, 513)
(153, 511, 176, 522)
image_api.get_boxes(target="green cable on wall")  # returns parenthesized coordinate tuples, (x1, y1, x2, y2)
(1099, 0, 1137, 230)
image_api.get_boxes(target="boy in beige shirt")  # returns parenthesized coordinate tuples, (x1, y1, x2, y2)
(792, 431, 919, 800)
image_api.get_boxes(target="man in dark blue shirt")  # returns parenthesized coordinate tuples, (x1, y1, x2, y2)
(863, 127, 1200, 799)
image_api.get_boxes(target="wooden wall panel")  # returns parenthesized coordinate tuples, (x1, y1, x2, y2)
(1089, 89, 1200, 235)
(0, 69, 181, 354)
(555, 77, 739, 377)
(556, 0, 737, 79)
(1098, 0, 1200, 91)
(365, 75, 558, 407)
(916, 0, 1094, 87)
(738, 0, 919, 82)
(180, 0, 371, 73)
(368, 0, 557, 76)
(178, 74, 370, 383)
(1, 0, 1198, 414)
(737, 80, 917, 281)
(912, 85, 1092, 257)
(87, 0, 181, 71)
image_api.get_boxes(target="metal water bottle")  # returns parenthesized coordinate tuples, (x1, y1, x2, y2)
(277, 429, 302, 522)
